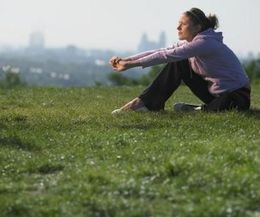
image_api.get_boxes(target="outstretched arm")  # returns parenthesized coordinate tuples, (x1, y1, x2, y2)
(108, 42, 188, 72)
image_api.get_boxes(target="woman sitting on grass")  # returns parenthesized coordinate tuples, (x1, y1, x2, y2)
(109, 8, 250, 113)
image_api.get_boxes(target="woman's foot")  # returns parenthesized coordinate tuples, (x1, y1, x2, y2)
(174, 102, 202, 111)
(112, 98, 149, 114)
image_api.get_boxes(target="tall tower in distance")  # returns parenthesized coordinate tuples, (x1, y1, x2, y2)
(137, 31, 166, 52)
(29, 32, 45, 50)
(137, 33, 149, 52)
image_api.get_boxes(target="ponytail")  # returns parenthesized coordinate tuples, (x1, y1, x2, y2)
(185, 8, 219, 31)
(207, 14, 219, 30)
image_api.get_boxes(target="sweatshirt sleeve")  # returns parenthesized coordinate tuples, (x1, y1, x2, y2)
(124, 44, 180, 61)
(139, 38, 209, 68)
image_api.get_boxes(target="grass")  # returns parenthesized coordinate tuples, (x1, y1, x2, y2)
(0, 84, 259, 217)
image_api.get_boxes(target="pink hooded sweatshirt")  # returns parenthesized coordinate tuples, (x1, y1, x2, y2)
(126, 29, 250, 95)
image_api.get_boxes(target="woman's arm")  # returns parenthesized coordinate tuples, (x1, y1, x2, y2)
(123, 45, 176, 61)
(123, 48, 165, 61)
(109, 48, 170, 71)
(138, 39, 209, 68)
(109, 41, 189, 72)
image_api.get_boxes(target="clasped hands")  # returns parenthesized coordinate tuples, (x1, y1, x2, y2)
(109, 56, 129, 72)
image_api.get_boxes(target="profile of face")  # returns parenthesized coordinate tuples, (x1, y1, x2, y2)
(177, 14, 202, 42)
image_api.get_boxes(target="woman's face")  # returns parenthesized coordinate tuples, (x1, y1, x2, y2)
(177, 14, 201, 42)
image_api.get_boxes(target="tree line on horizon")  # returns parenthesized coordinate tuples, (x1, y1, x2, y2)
(1, 57, 260, 88)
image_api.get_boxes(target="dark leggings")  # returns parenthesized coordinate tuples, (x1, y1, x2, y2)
(139, 60, 250, 112)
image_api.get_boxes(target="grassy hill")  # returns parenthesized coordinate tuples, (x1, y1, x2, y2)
(0, 85, 259, 217)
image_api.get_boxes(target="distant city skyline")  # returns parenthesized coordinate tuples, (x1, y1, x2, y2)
(138, 31, 166, 52)
(0, 30, 167, 52)
(0, 0, 260, 56)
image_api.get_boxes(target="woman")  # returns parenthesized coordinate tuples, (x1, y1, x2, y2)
(109, 8, 250, 114)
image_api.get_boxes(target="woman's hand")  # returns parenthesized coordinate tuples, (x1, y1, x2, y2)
(109, 56, 141, 72)
(112, 60, 129, 72)
(109, 56, 121, 67)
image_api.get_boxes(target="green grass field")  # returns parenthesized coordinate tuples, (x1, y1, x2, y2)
(0, 85, 259, 217)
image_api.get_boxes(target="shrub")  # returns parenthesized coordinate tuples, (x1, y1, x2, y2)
(0, 65, 26, 88)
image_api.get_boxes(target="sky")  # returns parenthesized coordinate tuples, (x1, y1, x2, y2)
(0, 0, 259, 56)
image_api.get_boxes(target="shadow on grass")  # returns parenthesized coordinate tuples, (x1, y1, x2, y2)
(37, 163, 64, 174)
(112, 111, 184, 130)
(112, 108, 260, 130)
(6, 204, 31, 217)
(0, 123, 6, 129)
(0, 136, 39, 152)
(118, 124, 155, 130)
(115, 122, 173, 130)
(244, 108, 260, 119)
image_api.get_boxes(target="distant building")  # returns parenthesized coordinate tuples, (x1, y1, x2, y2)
(158, 31, 166, 49)
(137, 31, 166, 52)
(29, 32, 45, 50)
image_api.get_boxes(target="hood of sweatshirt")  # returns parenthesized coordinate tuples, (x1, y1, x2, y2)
(194, 28, 223, 43)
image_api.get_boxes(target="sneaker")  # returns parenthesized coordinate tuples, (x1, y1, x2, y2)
(111, 98, 149, 114)
(174, 102, 202, 111)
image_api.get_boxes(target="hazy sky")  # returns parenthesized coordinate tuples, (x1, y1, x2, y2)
(0, 0, 259, 56)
